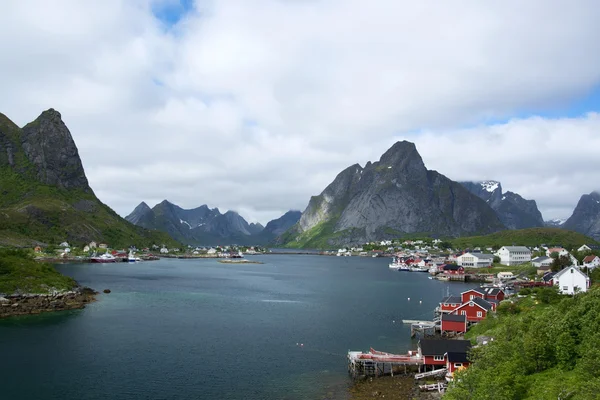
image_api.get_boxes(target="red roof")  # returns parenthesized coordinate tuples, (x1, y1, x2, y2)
(583, 255, 599, 263)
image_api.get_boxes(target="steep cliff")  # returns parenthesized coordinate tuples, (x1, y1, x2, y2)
(0, 109, 178, 248)
(282, 141, 505, 247)
(562, 191, 600, 241)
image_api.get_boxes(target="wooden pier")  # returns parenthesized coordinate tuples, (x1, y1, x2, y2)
(347, 350, 423, 378)
(403, 319, 440, 338)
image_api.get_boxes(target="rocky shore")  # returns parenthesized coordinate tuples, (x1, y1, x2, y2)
(0, 287, 98, 318)
(349, 376, 443, 400)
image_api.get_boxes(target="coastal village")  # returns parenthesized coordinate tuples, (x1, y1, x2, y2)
(343, 238, 599, 394)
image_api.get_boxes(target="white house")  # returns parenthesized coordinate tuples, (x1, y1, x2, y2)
(59, 241, 70, 248)
(83, 245, 90, 252)
(583, 255, 600, 269)
(578, 244, 592, 253)
(546, 247, 569, 258)
(457, 253, 494, 268)
(380, 240, 392, 246)
(207, 248, 217, 255)
(88, 241, 97, 249)
(553, 266, 590, 295)
(160, 247, 169, 254)
(495, 246, 531, 266)
(531, 256, 553, 268)
(497, 271, 514, 280)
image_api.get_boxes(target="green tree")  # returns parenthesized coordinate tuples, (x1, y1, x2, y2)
(551, 255, 573, 272)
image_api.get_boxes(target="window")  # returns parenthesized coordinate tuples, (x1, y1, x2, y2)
(470, 295, 474, 300)
(451, 303, 456, 307)
(469, 303, 474, 307)
(461, 310, 466, 315)
(434, 356, 444, 361)
(454, 363, 463, 368)
(477, 311, 482, 317)
(563, 286, 568, 291)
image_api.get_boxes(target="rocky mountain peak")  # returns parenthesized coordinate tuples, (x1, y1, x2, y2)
(21, 108, 90, 192)
(125, 202, 153, 225)
(379, 141, 425, 172)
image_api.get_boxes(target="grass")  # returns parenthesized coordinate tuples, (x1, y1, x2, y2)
(0, 249, 76, 294)
(450, 227, 599, 250)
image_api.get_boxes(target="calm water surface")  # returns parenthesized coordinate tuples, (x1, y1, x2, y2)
(0, 255, 478, 400)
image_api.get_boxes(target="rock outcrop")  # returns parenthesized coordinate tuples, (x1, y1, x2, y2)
(562, 191, 600, 241)
(0, 287, 97, 319)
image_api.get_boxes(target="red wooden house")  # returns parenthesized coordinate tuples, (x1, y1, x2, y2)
(418, 339, 471, 369)
(446, 351, 470, 376)
(481, 287, 505, 301)
(460, 289, 485, 303)
(451, 297, 493, 322)
(442, 264, 465, 275)
(439, 295, 462, 313)
(441, 313, 467, 334)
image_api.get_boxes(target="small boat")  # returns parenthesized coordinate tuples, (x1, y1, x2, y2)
(91, 253, 118, 263)
(128, 251, 141, 263)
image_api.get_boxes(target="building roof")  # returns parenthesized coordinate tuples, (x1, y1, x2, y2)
(472, 253, 495, 260)
(583, 255, 599, 263)
(482, 287, 504, 296)
(532, 256, 551, 263)
(443, 264, 462, 270)
(554, 266, 590, 281)
(419, 339, 471, 356)
(537, 265, 552, 271)
(472, 297, 493, 310)
(501, 246, 530, 252)
(446, 352, 469, 363)
(441, 296, 462, 304)
(542, 272, 555, 282)
(441, 314, 467, 323)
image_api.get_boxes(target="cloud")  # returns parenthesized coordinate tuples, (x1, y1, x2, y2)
(0, 0, 599, 223)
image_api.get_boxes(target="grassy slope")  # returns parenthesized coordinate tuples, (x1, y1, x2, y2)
(0, 249, 76, 294)
(450, 227, 598, 250)
(445, 287, 600, 399)
(0, 112, 179, 249)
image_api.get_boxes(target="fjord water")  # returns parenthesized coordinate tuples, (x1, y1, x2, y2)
(0, 255, 478, 399)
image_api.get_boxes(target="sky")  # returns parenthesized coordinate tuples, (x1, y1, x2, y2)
(1, 0, 600, 224)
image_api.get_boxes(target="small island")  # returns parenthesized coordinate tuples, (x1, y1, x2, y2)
(0, 249, 97, 319)
(218, 259, 264, 264)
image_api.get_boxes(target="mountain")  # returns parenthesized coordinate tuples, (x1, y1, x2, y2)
(460, 180, 544, 229)
(126, 202, 152, 225)
(126, 200, 273, 245)
(0, 109, 178, 248)
(562, 191, 600, 241)
(280, 141, 505, 248)
(545, 218, 567, 227)
(263, 211, 302, 237)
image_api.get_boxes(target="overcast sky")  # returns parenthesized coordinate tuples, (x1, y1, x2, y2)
(1, 0, 600, 224)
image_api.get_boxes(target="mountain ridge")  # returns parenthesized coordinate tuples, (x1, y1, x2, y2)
(459, 180, 545, 229)
(281, 141, 506, 247)
(562, 191, 600, 241)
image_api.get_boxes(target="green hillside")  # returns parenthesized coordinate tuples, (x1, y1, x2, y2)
(0, 110, 179, 249)
(450, 227, 598, 250)
(0, 249, 76, 294)
(445, 286, 600, 399)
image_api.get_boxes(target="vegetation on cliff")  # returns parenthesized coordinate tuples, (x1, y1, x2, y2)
(0, 249, 76, 294)
(450, 227, 598, 250)
(445, 286, 600, 399)
(0, 110, 179, 248)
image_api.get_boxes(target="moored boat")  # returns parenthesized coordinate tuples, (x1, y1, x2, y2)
(91, 253, 118, 263)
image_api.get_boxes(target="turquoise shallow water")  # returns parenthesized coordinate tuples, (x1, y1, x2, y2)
(0, 255, 478, 399)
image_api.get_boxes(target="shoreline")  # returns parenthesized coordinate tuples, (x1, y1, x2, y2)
(349, 375, 443, 399)
(0, 286, 98, 319)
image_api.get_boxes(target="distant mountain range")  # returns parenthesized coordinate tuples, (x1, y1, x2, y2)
(125, 201, 301, 245)
(280, 141, 505, 247)
(0, 109, 178, 248)
(459, 180, 544, 229)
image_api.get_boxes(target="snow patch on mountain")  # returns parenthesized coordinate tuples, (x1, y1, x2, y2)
(480, 180, 500, 193)
(180, 219, 192, 229)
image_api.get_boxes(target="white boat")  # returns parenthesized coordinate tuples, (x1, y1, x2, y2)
(128, 251, 141, 263)
(91, 253, 118, 263)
